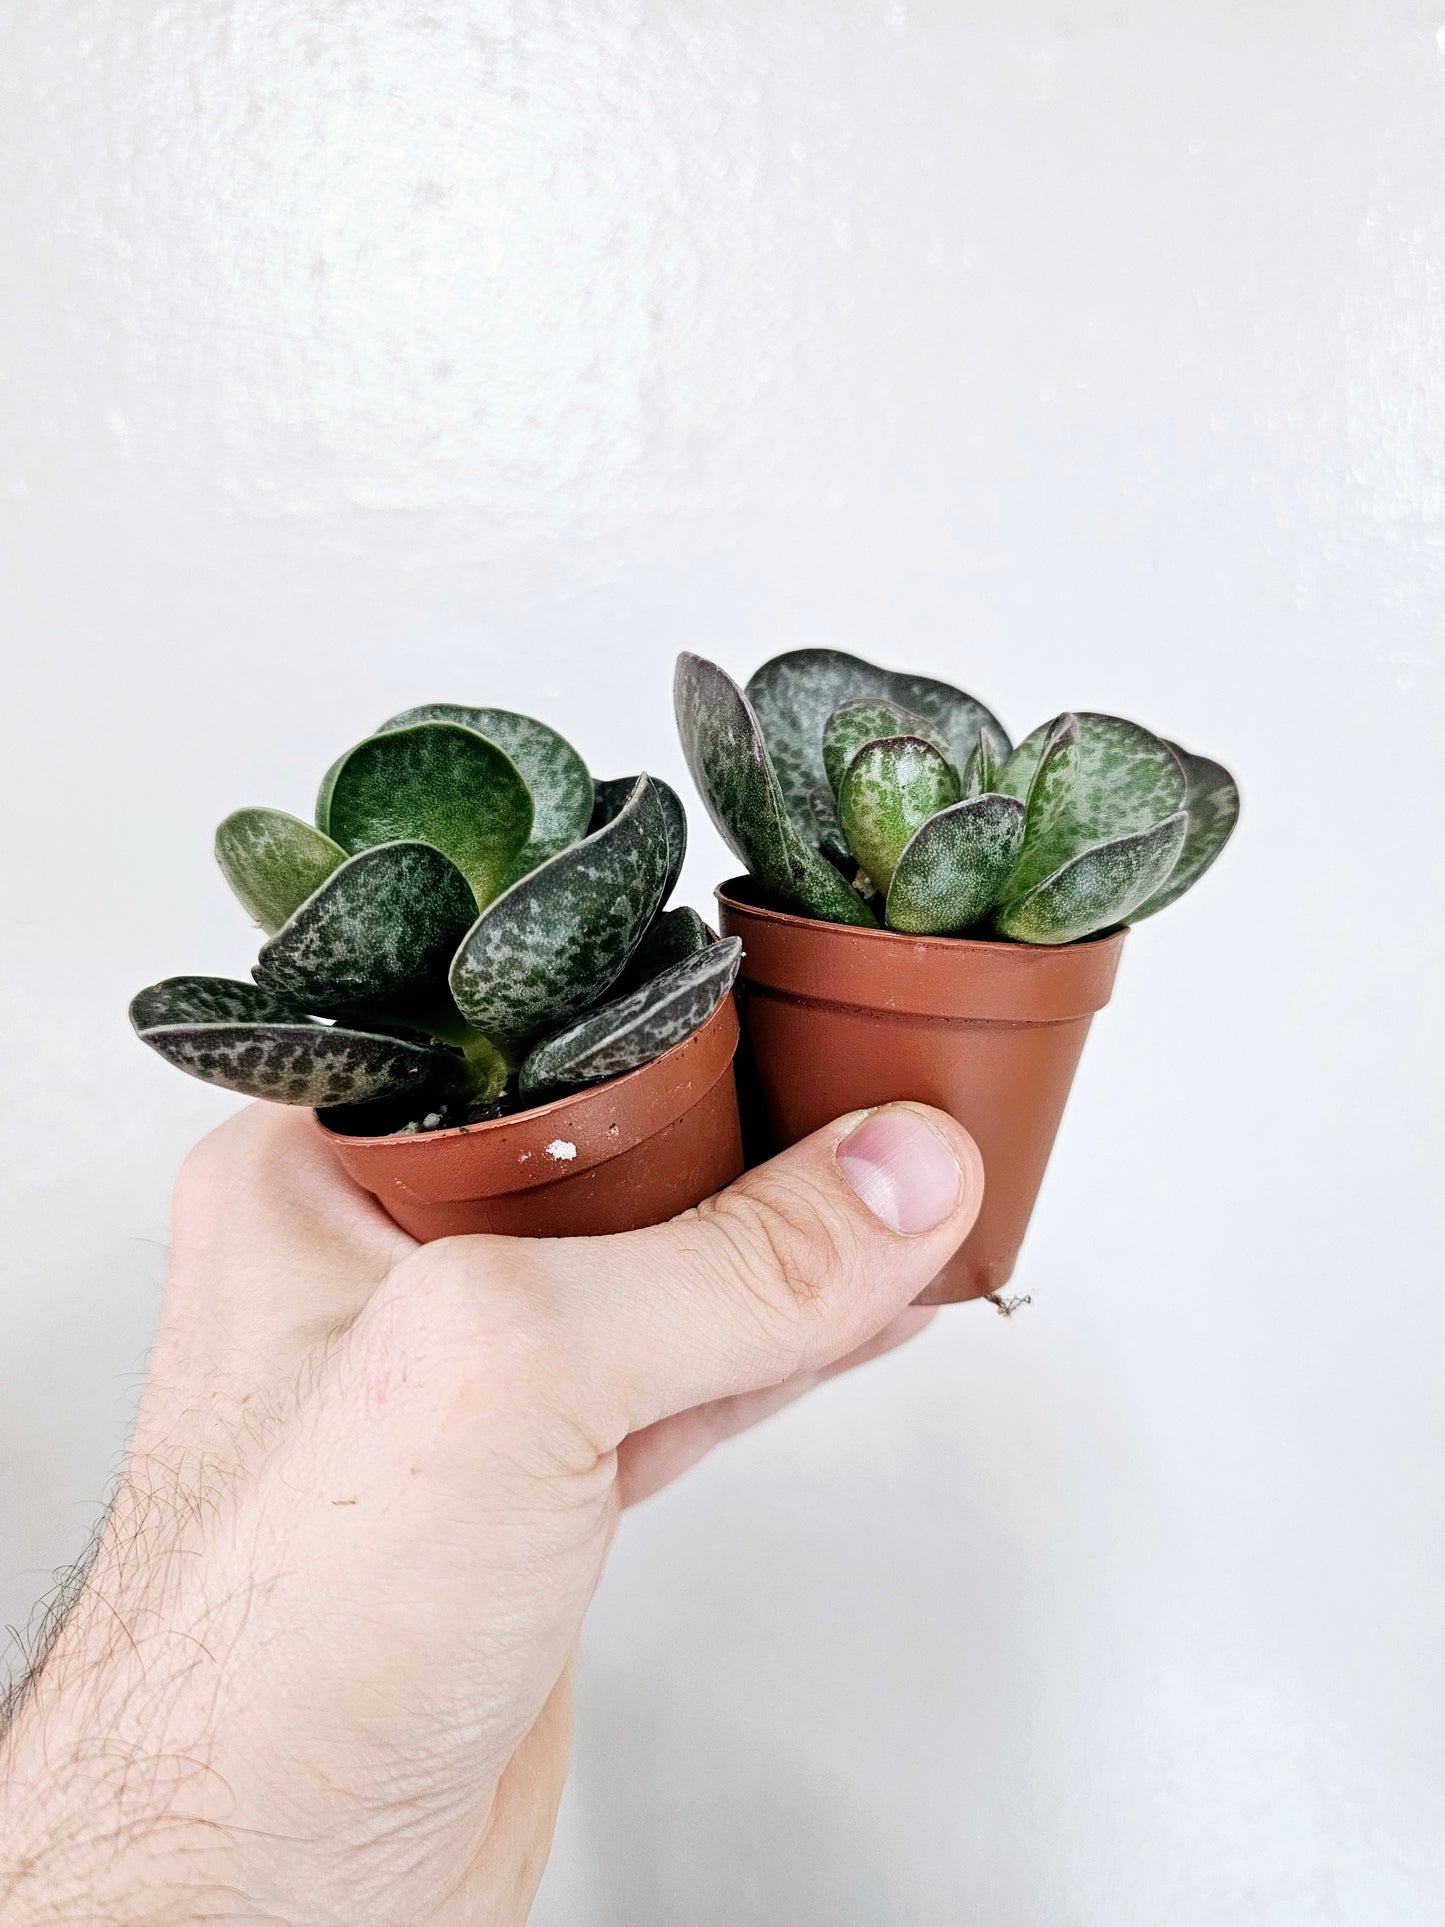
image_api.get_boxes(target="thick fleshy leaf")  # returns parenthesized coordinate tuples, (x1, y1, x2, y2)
(320, 722, 533, 907)
(591, 774, 688, 903)
(519, 938, 742, 1096)
(821, 697, 954, 799)
(130, 975, 453, 1106)
(961, 726, 1005, 800)
(674, 653, 877, 927)
(885, 794, 1027, 934)
(1130, 745, 1240, 920)
(1001, 713, 1081, 902)
(838, 736, 960, 895)
(377, 705, 593, 880)
(131, 975, 319, 1032)
(993, 811, 1189, 944)
(255, 841, 477, 1014)
(744, 648, 1010, 830)
(999, 711, 1185, 901)
(214, 809, 347, 935)
(449, 775, 670, 1043)
(809, 784, 854, 870)
(615, 904, 711, 993)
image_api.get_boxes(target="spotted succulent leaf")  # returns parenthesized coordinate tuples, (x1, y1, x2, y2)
(809, 784, 853, 870)
(1130, 746, 1239, 920)
(822, 697, 955, 799)
(377, 704, 593, 882)
(961, 726, 1005, 800)
(449, 775, 669, 1045)
(993, 811, 1189, 944)
(674, 652, 876, 927)
(255, 841, 477, 1014)
(615, 903, 711, 994)
(591, 773, 688, 904)
(1000, 711, 1185, 901)
(519, 938, 742, 1096)
(885, 794, 1027, 934)
(129, 975, 454, 1106)
(1001, 713, 1082, 903)
(838, 736, 960, 896)
(745, 647, 1009, 830)
(320, 722, 533, 908)
(214, 809, 347, 936)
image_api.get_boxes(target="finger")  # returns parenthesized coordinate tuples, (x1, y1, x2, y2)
(540, 1102, 982, 1440)
(616, 1305, 938, 1506)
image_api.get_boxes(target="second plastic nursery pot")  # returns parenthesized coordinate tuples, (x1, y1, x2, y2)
(717, 879, 1125, 1305)
(321, 991, 743, 1243)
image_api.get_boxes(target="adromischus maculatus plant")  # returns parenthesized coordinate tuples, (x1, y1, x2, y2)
(131, 705, 741, 1130)
(675, 650, 1238, 942)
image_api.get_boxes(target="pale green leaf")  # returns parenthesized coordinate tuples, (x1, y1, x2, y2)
(884, 794, 1027, 934)
(993, 811, 1189, 944)
(745, 647, 1009, 830)
(214, 809, 346, 935)
(838, 736, 960, 895)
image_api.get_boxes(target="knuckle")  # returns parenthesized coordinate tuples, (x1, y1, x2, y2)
(693, 1178, 855, 1320)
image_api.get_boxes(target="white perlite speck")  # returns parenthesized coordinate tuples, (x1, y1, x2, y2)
(544, 1138, 578, 1162)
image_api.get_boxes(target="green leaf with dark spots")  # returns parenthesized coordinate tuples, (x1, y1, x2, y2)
(822, 697, 955, 798)
(809, 784, 854, 870)
(885, 794, 1027, 934)
(674, 653, 877, 927)
(255, 841, 477, 1014)
(745, 647, 1010, 831)
(993, 811, 1189, 944)
(838, 736, 960, 895)
(321, 722, 533, 907)
(131, 975, 318, 1032)
(519, 938, 742, 1096)
(591, 773, 688, 903)
(130, 975, 454, 1106)
(1000, 711, 1185, 901)
(449, 775, 670, 1043)
(1000, 713, 1082, 903)
(615, 904, 711, 994)
(377, 705, 593, 881)
(1130, 746, 1240, 920)
(961, 726, 1005, 800)
(214, 809, 347, 935)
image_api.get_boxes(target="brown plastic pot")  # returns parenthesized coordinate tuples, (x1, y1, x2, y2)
(716, 879, 1126, 1305)
(320, 993, 743, 1242)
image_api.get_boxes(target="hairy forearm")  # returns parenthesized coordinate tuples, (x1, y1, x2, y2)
(0, 1475, 253, 1925)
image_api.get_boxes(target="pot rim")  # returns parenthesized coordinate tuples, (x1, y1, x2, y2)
(716, 877, 1126, 1022)
(317, 989, 740, 1202)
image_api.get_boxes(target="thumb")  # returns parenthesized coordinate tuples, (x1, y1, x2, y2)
(543, 1103, 984, 1440)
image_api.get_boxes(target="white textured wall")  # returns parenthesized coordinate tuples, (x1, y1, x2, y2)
(3, 4, 1443, 1920)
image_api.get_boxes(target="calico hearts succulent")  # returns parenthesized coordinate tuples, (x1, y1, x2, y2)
(675, 650, 1238, 943)
(131, 704, 741, 1131)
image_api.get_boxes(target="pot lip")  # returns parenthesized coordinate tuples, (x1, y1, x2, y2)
(715, 877, 1127, 960)
(317, 984, 739, 1156)
(715, 876, 1126, 1021)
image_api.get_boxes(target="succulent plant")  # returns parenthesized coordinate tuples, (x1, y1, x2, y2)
(131, 705, 741, 1131)
(675, 650, 1237, 943)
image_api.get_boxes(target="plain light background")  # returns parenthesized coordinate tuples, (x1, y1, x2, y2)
(3, 3, 1443, 1920)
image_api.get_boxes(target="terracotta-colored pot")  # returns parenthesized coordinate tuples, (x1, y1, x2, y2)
(321, 993, 743, 1242)
(716, 880, 1126, 1305)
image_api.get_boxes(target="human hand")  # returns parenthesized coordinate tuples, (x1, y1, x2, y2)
(0, 1098, 981, 1925)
